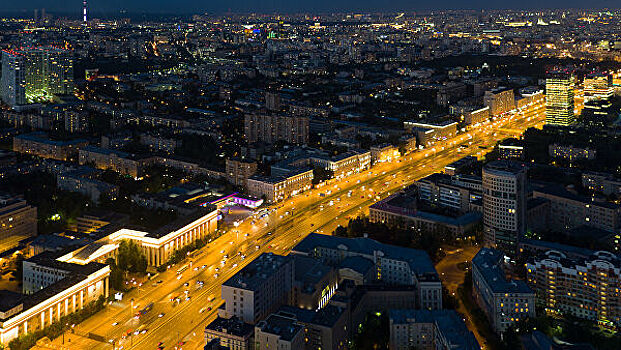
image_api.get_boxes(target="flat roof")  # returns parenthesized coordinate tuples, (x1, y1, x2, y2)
(222, 253, 291, 291)
(472, 248, 533, 294)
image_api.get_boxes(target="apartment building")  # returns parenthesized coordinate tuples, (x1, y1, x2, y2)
(526, 249, 621, 328)
(13, 132, 87, 161)
(0, 195, 37, 253)
(244, 113, 309, 145)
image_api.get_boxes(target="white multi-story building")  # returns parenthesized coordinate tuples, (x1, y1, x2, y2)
(483, 160, 527, 256)
(0, 252, 109, 345)
(472, 248, 535, 333)
(220, 253, 294, 324)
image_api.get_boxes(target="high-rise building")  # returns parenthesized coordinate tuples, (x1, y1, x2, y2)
(545, 71, 575, 126)
(244, 113, 309, 145)
(1, 47, 74, 107)
(482, 160, 527, 256)
(583, 73, 613, 103)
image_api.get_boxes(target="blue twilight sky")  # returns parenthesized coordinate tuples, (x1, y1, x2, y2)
(2, 0, 620, 15)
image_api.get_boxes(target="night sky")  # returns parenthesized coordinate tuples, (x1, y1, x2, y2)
(4, 0, 620, 15)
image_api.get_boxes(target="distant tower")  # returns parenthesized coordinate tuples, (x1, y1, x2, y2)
(83, 0, 88, 24)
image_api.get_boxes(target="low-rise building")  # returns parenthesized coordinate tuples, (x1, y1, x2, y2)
(472, 248, 535, 333)
(57, 170, 119, 203)
(277, 305, 350, 350)
(582, 171, 621, 196)
(0, 252, 109, 345)
(389, 309, 480, 350)
(370, 144, 400, 164)
(56, 206, 219, 268)
(78, 146, 145, 178)
(526, 249, 621, 328)
(532, 184, 621, 233)
(246, 168, 313, 203)
(498, 138, 525, 160)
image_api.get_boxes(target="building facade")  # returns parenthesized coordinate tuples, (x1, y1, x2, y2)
(472, 248, 536, 333)
(546, 71, 575, 126)
(220, 253, 294, 324)
(483, 161, 527, 256)
(526, 250, 621, 328)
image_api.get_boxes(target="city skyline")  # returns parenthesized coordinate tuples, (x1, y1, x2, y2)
(4, 1, 621, 16)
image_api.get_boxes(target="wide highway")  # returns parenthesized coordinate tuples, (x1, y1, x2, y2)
(44, 100, 545, 350)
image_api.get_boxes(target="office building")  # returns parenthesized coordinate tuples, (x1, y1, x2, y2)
(1, 47, 73, 107)
(0, 195, 37, 254)
(389, 309, 480, 350)
(220, 253, 294, 324)
(472, 248, 535, 333)
(583, 73, 613, 103)
(482, 161, 527, 256)
(526, 249, 621, 328)
(546, 71, 575, 126)
(292, 233, 442, 310)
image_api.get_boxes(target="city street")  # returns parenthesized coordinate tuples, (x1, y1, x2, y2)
(39, 100, 546, 350)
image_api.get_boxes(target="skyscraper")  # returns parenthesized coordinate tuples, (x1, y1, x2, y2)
(545, 71, 575, 126)
(1, 47, 73, 107)
(482, 160, 527, 256)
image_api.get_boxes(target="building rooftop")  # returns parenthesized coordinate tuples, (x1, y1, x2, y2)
(15, 132, 87, 147)
(205, 316, 254, 338)
(472, 248, 533, 294)
(222, 253, 291, 291)
(278, 304, 347, 328)
(292, 233, 438, 279)
(256, 314, 303, 342)
(390, 309, 480, 350)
